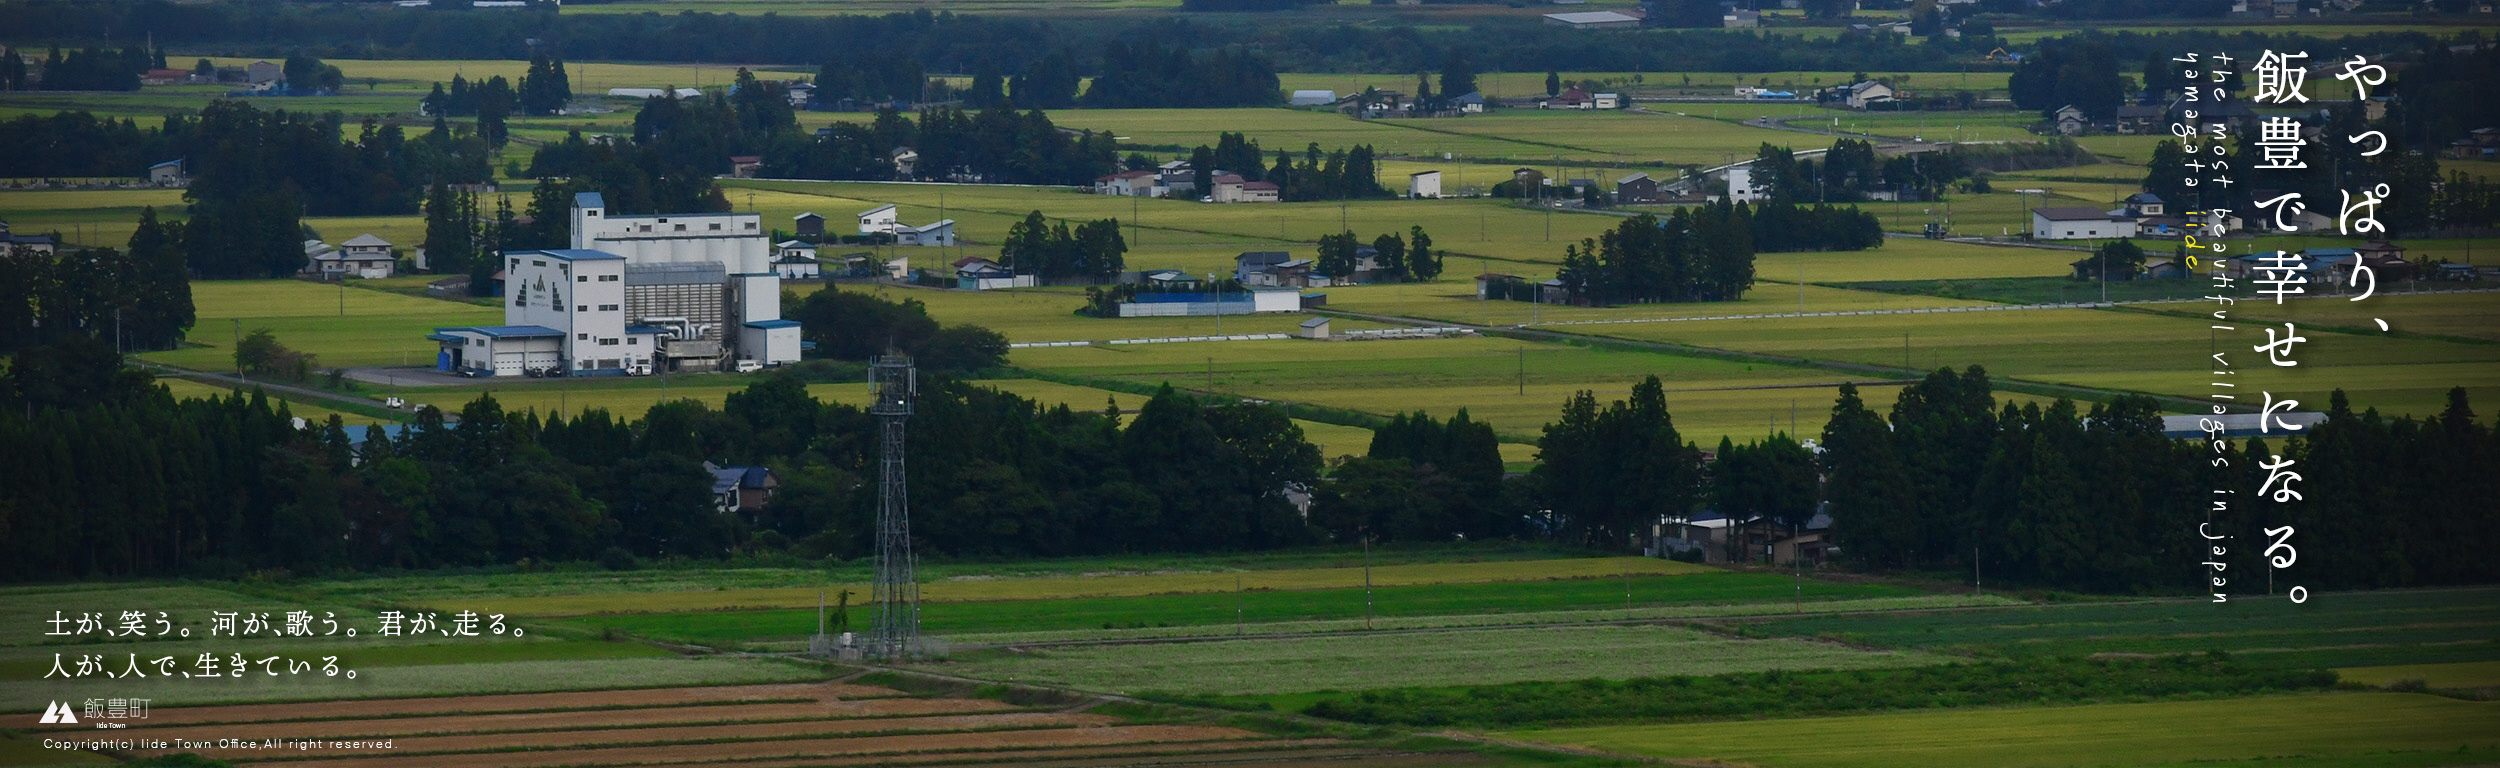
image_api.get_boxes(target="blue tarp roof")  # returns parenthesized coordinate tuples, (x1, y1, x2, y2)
(575, 191, 605, 209)
(743, 319, 802, 329)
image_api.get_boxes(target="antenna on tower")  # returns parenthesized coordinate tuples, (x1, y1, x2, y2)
(868, 353, 920, 661)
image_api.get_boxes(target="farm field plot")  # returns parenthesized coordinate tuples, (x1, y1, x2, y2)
(1760, 238, 2087, 282)
(1774, 109, 2041, 144)
(1559, 306, 2500, 419)
(728, 178, 1617, 264)
(1389, 110, 1809, 167)
(1863, 181, 2142, 236)
(1996, 162, 2151, 182)
(1045, 108, 1565, 161)
(1502, 693, 2500, 768)
(136, 280, 501, 372)
(943, 594, 2023, 647)
(1315, 277, 1998, 328)
(1008, 336, 1887, 444)
(2334, 661, 2500, 690)
(792, 284, 1398, 343)
(3, 655, 822, 710)
(442, 556, 1709, 616)
(192, 57, 815, 94)
(1730, 588, 2500, 671)
(948, 624, 1950, 696)
(2133, 290, 2500, 342)
(0, 187, 190, 248)
(558, 570, 1921, 646)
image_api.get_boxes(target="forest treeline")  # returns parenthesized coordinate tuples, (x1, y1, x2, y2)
(3, 326, 2494, 594)
(0, 2, 2444, 81)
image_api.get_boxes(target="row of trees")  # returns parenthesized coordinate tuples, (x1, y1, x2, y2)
(1315, 226, 1442, 283)
(1179, 134, 1389, 202)
(999, 212, 1128, 285)
(3, 4, 2440, 80)
(781, 287, 1008, 373)
(1752, 139, 1972, 206)
(0, 209, 195, 357)
(2, 45, 153, 92)
(0, 111, 196, 178)
(767, 105, 1119, 186)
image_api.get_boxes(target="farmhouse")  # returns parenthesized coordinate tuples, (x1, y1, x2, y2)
(1541, 87, 1596, 109)
(429, 193, 799, 378)
(1208, 174, 1247, 203)
(1409, 170, 1442, 199)
(1450, 91, 1488, 113)
(793, 212, 824, 238)
(1095, 169, 1161, 197)
(2054, 104, 2088, 136)
(2115, 104, 2165, 134)
(707, 462, 778, 514)
(773, 241, 820, 279)
(1842, 81, 1895, 109)
(1240, 180, 1281, 203)
(313, 233, 397, 278)
(728, 155, 763, 178)
(1615, 172, 1658, 203)
(2030, 207, 2131, 240)
(1158, 160, 1198, 196)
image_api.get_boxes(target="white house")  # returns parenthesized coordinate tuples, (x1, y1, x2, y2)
(897, 220, 956, 246)
(1725, 166, 1764, 204)
(1593, 92, 1621, 109)
(1409, 170, 1442, 199)
(309, 233, 397, 278)
(858, 204, 898, 236)
(2031, 207, 2132, 240)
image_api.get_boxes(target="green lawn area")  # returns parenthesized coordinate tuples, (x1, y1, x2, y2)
(1503, 693, 2500, 768)
(794, 283, 1398, 343)
(949, 623, 1947, 696)
(135, 280, 501, 372)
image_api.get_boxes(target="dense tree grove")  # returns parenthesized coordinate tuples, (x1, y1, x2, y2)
(782, 287, 1008, 373)
(1529, 376, 1703, 548)
(178, 101, 494, 277)
(2008, 35, 2131, 121)
(1080, 43, 1280, 109)
(0, 211, 195, 356)
(999, 212, 1128, 285)
(1311, 410, 1508, 543)
(26, 45, 149, 92)
(1554, 207, 1758, 306)
(0, 111, 195, 178)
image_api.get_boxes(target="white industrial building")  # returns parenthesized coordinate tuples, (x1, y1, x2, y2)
(430, 193, 801, 377)
(2031, 207, 2134, 240)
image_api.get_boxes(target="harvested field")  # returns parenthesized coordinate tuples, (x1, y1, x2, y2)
(248, 724, 1266, 768)
(73, 682, 897, 727)
(162, 712, 1123, 760)
(112, 697, 1022, 740)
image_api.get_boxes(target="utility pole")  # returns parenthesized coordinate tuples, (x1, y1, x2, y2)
(1903, 332, 1910, 372)
(232, 318, 244, 381)
(1236, 576, 1243, 636)
(1518, 346, 1525, 395)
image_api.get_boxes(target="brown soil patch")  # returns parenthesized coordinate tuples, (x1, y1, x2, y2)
(57, 682, 897, 728)
(160, 712, 1118, 759)
(237, 724, 1263, 768)
(112, 697, 1019, 742)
